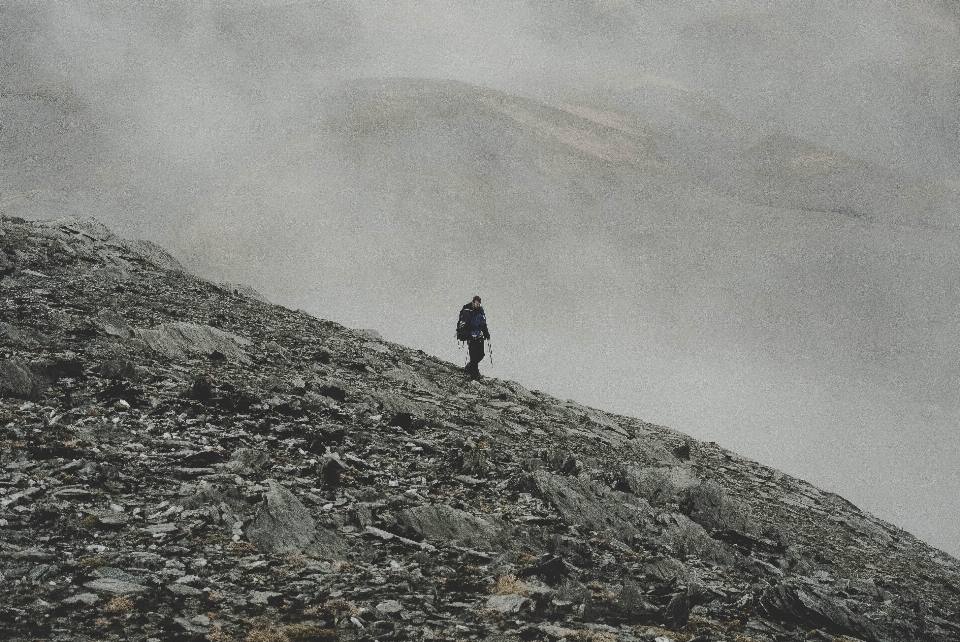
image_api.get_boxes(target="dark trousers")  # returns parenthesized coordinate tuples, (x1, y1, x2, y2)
(467, 339, 485, 378)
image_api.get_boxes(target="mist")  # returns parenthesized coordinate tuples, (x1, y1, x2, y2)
(3, 0, 960, 558)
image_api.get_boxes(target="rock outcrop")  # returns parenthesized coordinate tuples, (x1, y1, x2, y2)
(1, 216, 958, 641)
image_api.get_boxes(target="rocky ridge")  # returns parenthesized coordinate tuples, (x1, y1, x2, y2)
(1, 216, 958, 642)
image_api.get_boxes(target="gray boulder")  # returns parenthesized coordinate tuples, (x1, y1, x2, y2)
(83, 578, 149, 595)
(486, 594, 527, 614)
(0, 358, 46, 401)
(134, 322, 250, 362)
(396, 504, 500, 548)
(246, 480, 346, 557)
(223, 447, 272, 473)
(523, 470, 650, 541)
(760, 580, 893, 641)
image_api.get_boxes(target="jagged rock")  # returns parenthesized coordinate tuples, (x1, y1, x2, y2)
(218, 282, 269, 302)
(520, 556, 572, 583)
(376, 599, 403, 614)
(395, 504, 500, 548)
(134, 321, 251, 362)
(760, 581, 894, 641)
(83, 578, 149, 594)
(88, 509, 130, 526)
(0, 323, 37, 346)
(683, 479, 757, 535)
(523, 469, 649, 541)
(539, 624, 578, 639)
(619, 465, 699, 506)
(62, 593, 100, 605)
(581, 583, 660, 624)
(174, 617, 210, 634)
(249, 590, 283, 605)
(246, 480, 317, 552)
(100, 358, 138, 381)
(661, 513, 737, 565)
(246, 480, 347, 557)
(96, 310, 132, 337)
(318, 454, 347, 487)
(224, 447, 271, 472)
(486, 594, 527, 613)
(0, 252, 13, 278)
(383, 367, 442, 394)
(663, 592, 691, 627)
(167, 583, 203, 597)
(0, 358, 47, 401)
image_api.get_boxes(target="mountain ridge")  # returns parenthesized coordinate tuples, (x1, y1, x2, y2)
(1, 215, 958, 641)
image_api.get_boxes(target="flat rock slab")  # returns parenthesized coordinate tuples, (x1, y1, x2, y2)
(135, 322, 250, 362)
(167, 583, 204, 597)
(223, 447, 271, 471)
(246, 479, 347, 557)
(249, 590, 283, 605)
(62, 593, 100, 605)
(376, 600, 403, 614)
(51, 487, 96, 499)
(396, 504, 499, 548)
(486, 594, 527, 613)
(90, 509, 129, 526)
(246, 480, 317, 553)
(174, 617, 210, 634)
(0, 358, 46, 401)
(363, 525, 437, 551)
(84, 578, 149, 595)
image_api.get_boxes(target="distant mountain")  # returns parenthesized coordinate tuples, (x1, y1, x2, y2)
(1, 215, 959, 641)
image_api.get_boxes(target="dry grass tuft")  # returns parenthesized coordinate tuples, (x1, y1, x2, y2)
(228, 540, 258, 554)
(282, 624, 339, 640)
(78, 555, 108, 570)
(514, 551, 539, 565)
(206, 625, 238, 642)
(573, 630, 617, 642)
(244, 624, 288, 642)
(321, 597, 360, 620)
(634, 626, 692, 642)
(104, 595, 134, 614)
(488, 574, 530, 597)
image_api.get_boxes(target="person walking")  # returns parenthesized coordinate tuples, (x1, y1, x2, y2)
(458, 295, 490, 381)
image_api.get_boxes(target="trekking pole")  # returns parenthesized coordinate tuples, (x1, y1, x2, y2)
(488, 339, 493, 367)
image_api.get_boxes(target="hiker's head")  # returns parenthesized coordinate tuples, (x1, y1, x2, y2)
(472, 295, 481, 308)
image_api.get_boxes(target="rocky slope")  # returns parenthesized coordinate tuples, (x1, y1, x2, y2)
(1, 216, 958, 642)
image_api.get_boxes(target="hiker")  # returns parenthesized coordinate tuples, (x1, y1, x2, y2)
(458, 295, 490, 380)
